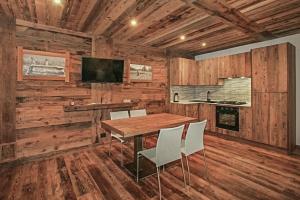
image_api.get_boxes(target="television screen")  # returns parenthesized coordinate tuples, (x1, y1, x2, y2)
(82, 57, 124, 83)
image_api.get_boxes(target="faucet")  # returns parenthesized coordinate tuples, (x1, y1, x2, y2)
(207, 91, 211, 102)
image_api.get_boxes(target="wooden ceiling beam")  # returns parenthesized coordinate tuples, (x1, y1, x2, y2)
(140, 13, 210, 46)
(60, 0, 75, 28)
(102, 0, 158, 38)
(157, 22, 229, 49)
(113, 0, 185, 42)
(181, 0, 276, 41)
(16, 19, 92, 38)
(93, 0, 136, 36)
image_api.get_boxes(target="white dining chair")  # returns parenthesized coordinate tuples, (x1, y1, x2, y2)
(181, 120, 208, 184)
(109, 110, 130, 166)
(130, 109, 147, 117)
(137, 125, 186, 200)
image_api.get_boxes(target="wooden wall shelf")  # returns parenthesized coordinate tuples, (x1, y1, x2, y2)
(64, 102, 137, 112)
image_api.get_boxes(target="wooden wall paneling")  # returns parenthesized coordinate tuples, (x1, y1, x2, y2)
(0, 14, 16, 162)
(15, 25, 94, 158)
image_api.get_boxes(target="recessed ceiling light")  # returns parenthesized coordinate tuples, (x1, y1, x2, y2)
(130, 19, 137, 26)
(180, 35, 186, 40)
(53, 0, 62, 4)
(202, 42, 206, 47)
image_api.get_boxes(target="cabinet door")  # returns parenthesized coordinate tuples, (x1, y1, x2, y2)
(198, 104, 216, 132)
(269, 93, 287, 148)
(170, 58, 181, 85)
(218, 53, 251, 78)
(197, 59, 218, 85)
(218, 56, 230, 78)
(252, 44, 288, 92)
(252, 92, 270, 144)
(230, 52, 251, 77)
(252, 92, 287, 148)
(169, 103, 186, 116)
(170, 58, 197, 85)
(185, 104, 198, 118)
(239, 107, 253, 140)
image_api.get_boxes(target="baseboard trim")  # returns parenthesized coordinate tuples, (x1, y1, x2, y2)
(0, 142, 103, 167)
(293, 145, 300, 156)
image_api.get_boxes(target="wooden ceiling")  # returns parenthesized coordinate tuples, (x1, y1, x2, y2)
(1, 0, 300, 55)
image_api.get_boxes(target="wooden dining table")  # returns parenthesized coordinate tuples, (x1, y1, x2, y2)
(101, 113, 198, 179)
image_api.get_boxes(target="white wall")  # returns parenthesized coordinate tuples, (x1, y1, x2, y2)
(195, 34, 300, 145)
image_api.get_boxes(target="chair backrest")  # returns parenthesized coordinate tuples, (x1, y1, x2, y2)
(155, 125, 185, 167)
(130, 109, 147, 117)
(110, 111, 129, 120)
(184, 120, 207, 156)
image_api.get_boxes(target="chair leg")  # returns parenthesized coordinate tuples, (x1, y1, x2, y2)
(203, 149, 208, 178)
(121, 142, 124, 167)
(180, 157, 187, 188)
(185, 155, 191, 185)
(157, 167, 162, 200)
(109, 135, 112, 156)
(136, 154, 140, 182)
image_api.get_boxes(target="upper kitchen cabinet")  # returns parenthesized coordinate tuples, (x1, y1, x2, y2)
(218, 52, 251, 78)
(170, 57, 198, 85)
(197, 58, 220, 85)
(252, 43, 294, 93)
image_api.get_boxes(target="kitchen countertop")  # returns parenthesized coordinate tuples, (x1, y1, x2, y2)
(170, 100, 251, 107)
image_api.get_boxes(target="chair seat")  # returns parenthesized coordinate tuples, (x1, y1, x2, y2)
(111, 132, 125, 143)
(138, 147, 156, 164)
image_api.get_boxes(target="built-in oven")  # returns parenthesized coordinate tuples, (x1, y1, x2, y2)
(216, 106, 239, 131)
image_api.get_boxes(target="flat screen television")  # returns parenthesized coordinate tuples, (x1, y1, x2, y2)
(82, 57, 124, 83)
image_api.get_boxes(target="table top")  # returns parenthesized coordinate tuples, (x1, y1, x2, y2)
(101, 113, 198, 138)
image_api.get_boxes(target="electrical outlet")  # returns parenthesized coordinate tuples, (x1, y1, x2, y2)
(100, 133, 106, 138)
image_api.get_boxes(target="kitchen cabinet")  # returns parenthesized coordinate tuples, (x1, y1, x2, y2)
(239, 107, 253, 140)
(197, 58, 219, 85)
(169, 103, 198, 118)
(218, 52, 251, 78)
(170, 57, 220, 86)
(252, 92, 288, 148)
(198, 103, 216, 132)
(252, 43, 291, 93)
(170, 57, 197, 85)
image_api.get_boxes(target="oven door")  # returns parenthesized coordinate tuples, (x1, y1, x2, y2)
(216, 106, 239, 131)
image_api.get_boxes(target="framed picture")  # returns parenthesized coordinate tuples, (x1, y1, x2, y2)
(129, 63, 152, 82)
(17, 47, 70, 82)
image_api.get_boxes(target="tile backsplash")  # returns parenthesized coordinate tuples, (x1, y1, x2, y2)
(171, 78, 251, 102)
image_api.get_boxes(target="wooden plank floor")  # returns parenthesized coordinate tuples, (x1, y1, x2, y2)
(1, 135, 300, 200)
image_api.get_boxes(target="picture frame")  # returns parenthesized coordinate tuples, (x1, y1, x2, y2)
(129, 63, 152, 82)
(17, 47, 70, 82)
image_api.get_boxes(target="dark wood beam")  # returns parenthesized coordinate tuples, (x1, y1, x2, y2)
(60, 0, 75, 28)
(181, 0, 276, 41)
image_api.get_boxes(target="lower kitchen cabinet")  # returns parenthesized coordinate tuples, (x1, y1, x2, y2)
(198, 104, 216, 132)
(252, 92, 288, 148)
(239, 107, 253, 140)
(169, 103, 186, 116)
